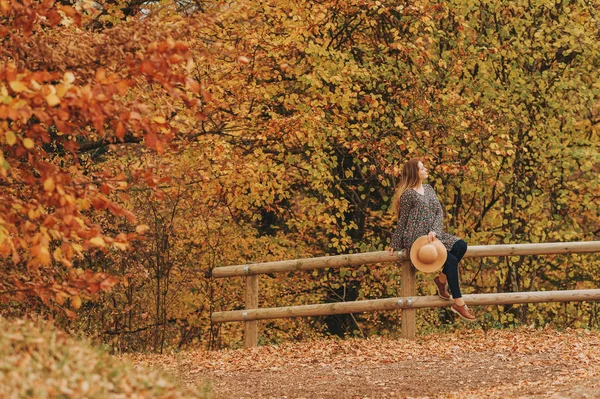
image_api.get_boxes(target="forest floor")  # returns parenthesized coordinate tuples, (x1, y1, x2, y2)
(127, 328, 600, 399)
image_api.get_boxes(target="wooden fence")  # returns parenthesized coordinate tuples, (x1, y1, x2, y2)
(210, 241, 600, 348)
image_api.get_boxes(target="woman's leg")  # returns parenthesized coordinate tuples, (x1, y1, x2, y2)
(444, 240, 476, 320)
(437, 240, 467, 283)
(450, 239, 468, 263)
(442, 240, 468, 299)
(442, 252, 461, 299)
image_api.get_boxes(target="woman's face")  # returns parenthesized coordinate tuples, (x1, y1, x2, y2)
(417, 162, 428, 181)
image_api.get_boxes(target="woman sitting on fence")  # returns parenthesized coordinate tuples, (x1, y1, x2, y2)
(388, 159, 476, 321)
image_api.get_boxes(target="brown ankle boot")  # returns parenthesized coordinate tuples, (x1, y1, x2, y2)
(433, 276, 451, 300)
(450, 304, 476, 321)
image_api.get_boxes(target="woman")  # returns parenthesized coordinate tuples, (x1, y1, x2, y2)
(388, 159, 476, 321)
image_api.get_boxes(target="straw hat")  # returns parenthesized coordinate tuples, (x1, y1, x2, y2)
(410, 235, 448, 273)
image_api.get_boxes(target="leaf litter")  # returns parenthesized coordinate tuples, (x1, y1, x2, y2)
(127, 327, 600, 398)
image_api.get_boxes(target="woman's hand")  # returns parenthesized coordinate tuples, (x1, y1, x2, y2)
(427, 231, 437, 242)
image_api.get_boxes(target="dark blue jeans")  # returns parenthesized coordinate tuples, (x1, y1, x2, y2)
(442, 240, 467, 299)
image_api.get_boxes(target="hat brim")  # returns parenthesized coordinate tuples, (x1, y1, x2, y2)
(410, 236, 448, 273)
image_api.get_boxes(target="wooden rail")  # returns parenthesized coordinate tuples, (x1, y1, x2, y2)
(211, 241, 600, 278)
(212, 289, 600, 322)
(210, 241, 600, 347)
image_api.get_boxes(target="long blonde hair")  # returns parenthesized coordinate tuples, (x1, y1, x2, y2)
(391, 158, 421, 216)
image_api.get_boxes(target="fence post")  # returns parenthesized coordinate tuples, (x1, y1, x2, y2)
(401, 261, 416, 340)
(244, 275, 259, 348)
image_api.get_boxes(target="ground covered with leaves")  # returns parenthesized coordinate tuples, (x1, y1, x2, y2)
(130, 328, 600, 399)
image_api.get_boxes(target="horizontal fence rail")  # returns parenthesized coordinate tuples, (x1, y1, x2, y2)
(210, 241, 600, 347)
(212, 289, 600, 323)
(211, 241, 600, 278)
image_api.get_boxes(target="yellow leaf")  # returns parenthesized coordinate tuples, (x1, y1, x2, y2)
(71, 243, 83, 254)
(55, 292, 68, 305)
(136, 224, 149, 234)
(77, 198, 91, 210)
(23, 138, 34, 149)
(43, 177, 55, 192)
(9, 80, 27, 93)
(56, 84, 68, 98)
(53, 246, 62, 261)
(46, 93, 60, 106)
(113, 242, 128, 251)
(89, 236, 105, 247)
(152, 116, 166, 124)
(71, 295, 82, 309)
(0, 0, 10, 13)
(63, 72, 75, 84)
(38, 246, 51, 265)
(5, 131, 16, 146)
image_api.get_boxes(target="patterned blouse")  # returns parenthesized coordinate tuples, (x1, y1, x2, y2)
(390, 184, 459, 253)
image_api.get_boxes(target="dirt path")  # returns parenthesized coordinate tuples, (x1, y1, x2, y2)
(129, 328, 600, 398)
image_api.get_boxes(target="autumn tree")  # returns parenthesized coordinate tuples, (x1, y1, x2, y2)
(0, 0, 209, 316)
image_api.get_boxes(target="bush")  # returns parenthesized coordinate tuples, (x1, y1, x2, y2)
(0, 318, 210, 398)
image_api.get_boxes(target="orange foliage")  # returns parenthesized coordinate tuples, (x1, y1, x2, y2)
(0, 0, 204, 313)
